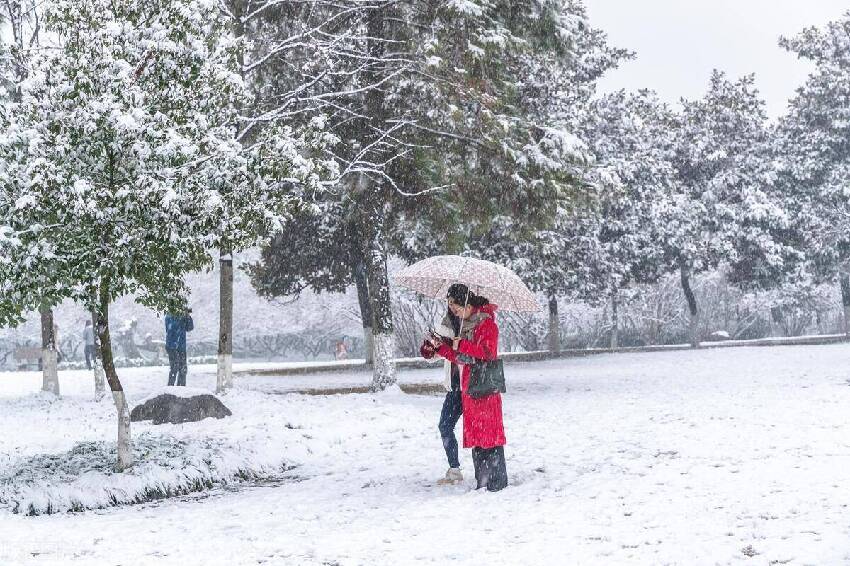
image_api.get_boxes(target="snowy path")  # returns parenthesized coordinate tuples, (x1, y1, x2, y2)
(2, 344, 850, 565)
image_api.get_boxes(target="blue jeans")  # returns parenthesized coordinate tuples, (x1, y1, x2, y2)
(438, 391, 463, 468)
(84, 345, 95, 370)
(166, 348, 187, 386)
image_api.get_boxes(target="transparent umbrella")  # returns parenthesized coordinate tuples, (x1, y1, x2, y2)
(392, 255, 541, 312)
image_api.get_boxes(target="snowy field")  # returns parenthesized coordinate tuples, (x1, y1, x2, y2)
(2, 343, 850, 565)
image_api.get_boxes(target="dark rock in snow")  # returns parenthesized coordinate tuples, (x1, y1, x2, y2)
(131, 393, 232, 425)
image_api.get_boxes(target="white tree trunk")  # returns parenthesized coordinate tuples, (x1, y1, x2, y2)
(91, 311, 106, 400)
(40, 307, 60, 396)
(358, 173, 396, 391)
(371, 333, 397, 390)
(93, 358, 106, 400)
(112, 390, 132, 472)
(217, 249, 234, 393)
(96, 283, 133, 471)
(41, 349, 59, 395)
(217, 354, 232, 392)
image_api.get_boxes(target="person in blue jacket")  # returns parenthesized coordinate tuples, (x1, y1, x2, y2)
(165, 310, 194, 386)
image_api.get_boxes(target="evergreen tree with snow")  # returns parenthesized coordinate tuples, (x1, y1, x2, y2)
(249, 0, 629, 382)
(657, 71, 795, 347)
(210, 0, 348, 392)
(463, 8, 633, 351)
(0, 0, 63, 395)
(776, 11, 850, 333)
(576, 90, 677, 348)
(0, 0, 326, 470)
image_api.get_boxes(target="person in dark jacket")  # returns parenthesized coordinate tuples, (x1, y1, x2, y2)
(421, 283, 508, 492)
(165, 310, 194, 386)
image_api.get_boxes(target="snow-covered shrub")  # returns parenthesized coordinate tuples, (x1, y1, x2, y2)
(0, 433, 291, 515)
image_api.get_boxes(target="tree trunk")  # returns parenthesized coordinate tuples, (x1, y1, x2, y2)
(651, 295, 662, 345)
(359, 176, 396, 390)
(361, 6, 395, 391)
(770, 305, 785, 337)
(354, 259, 374, 364)
(679, 262, 700, 348)
(840, 273, 850, 337)
(217, 248, 233, 393)
(363, 194, 396, 391)
(91, 310, 106, 400)
(723, 274, 730, 334)
(610, 289, 619, 350)
(95, 282, 132, 471)
(39, 306, 59, 395)
(217, 0, 247, 392)
(547, 294, 560, 353)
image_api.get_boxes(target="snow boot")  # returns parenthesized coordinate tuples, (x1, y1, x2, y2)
(472, 446, 507, 492)
(436, 467, 463, 485)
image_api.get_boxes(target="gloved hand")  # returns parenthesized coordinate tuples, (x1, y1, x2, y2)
(420, 341, 437, 359)
(429, 331, 452, 347)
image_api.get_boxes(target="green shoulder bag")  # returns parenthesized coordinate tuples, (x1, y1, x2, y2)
(467, 358, 506, 399)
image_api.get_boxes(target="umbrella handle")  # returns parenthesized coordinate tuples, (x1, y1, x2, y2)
(453, 288, 471, 341)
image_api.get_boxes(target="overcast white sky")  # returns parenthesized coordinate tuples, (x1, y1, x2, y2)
(585, 1, 849, 119)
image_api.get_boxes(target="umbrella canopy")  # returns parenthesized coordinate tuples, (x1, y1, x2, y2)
(392, 255, 541, 312)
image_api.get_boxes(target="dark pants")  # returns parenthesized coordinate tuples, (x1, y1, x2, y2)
(167, 348, 187, 386)
(472, 446, 508, 492)
(438, 391, 463, 469)
(84, 345, 95, 370)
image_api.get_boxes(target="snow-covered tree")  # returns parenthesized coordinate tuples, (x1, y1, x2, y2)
(571, 90, 678, 348)
(209, 0, 363, 389)
(0, 0, 327, 470)
(776, 11, 850, 334)
(0, 0, 62, 395)
(656, 71, 794, 347)
(489, 90, 674, 352)
(414, 0, 626, 364)
(244, 0, 629, 387)
(225, 1, 392, 375)
(407, 0, 628, 353)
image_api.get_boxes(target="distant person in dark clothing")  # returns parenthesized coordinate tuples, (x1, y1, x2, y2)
(83, 321, 95, 370)
(165, 310, 194, 386)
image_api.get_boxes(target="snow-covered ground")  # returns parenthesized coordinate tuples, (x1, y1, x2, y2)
(2, 343, 850, 565)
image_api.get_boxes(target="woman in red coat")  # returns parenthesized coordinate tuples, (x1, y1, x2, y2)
(421, 283, 508, 491)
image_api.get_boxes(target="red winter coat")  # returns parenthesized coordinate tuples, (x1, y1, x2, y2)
(436, 304, 506, 449)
